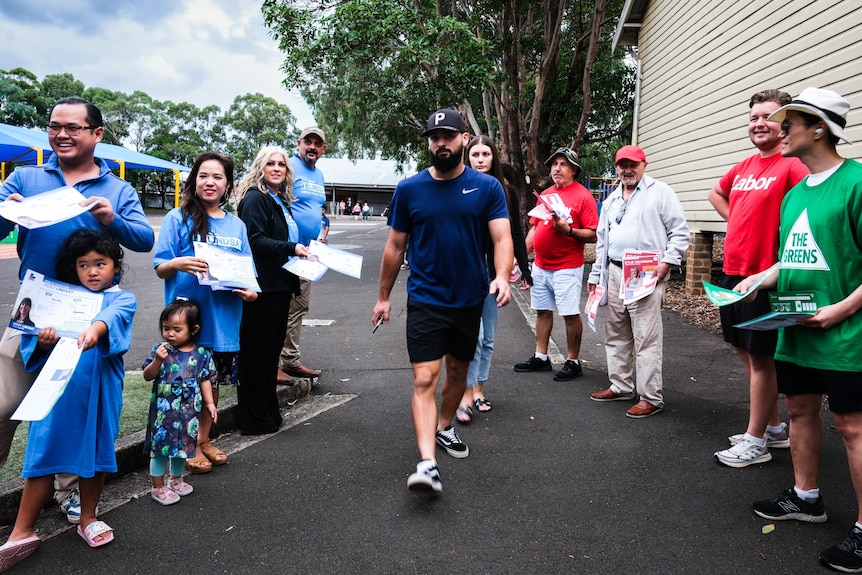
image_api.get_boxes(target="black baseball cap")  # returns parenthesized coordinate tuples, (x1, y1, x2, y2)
(421, 109, 467, 136)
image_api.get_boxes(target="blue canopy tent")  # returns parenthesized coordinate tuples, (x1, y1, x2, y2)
(0, 123, 190, 204)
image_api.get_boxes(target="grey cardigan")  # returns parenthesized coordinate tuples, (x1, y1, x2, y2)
(588, 173, 690, 294)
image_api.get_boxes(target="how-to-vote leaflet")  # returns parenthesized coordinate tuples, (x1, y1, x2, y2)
(193, 242, 261, 292)
(734, 291, 825, 330)
(527, 191, 573, 224)
(0, 186, 97, 229)
(621, 250, 660, 304)
(585, 285, 604, 332)
(284, 240, 363, 282)
(702, 263, 779, 307)
(8, 270, 103, 421)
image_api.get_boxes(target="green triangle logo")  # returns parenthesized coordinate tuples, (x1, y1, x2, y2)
(780, 208, 830, 271)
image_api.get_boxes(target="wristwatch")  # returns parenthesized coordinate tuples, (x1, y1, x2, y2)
(565, 227, 574, 237)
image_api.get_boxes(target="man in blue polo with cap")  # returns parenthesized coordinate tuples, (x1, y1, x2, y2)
(373, 108, 513, 493)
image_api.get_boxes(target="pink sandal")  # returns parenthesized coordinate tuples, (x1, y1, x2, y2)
(151, 486, 180, 506)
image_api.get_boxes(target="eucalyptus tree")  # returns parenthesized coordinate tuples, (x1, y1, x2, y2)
(261, 0, 634, 185)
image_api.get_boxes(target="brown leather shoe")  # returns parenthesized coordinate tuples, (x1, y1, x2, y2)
(284, 363, 322, 378)
(626, 400, 663, 418)
(590, 387, 635, 402)
(276, 368, 295, 385)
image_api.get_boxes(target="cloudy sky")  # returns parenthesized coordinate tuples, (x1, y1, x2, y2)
(0, 0, 315, 126)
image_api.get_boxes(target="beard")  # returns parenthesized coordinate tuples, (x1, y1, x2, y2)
(430, 145, 464, 173)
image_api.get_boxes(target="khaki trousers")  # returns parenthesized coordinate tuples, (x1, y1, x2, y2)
(280, 278, 311, 369)
(604, 264, 666, 407)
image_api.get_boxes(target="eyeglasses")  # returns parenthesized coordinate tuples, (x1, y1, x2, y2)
(615, 198, 628, 224)
(47, 123, 97, 135)
(780, 121, 805, 134)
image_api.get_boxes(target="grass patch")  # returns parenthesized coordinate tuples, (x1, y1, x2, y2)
(0, 372, 236, 484)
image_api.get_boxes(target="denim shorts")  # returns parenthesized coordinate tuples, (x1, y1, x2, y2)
(530, 264, 584, 316)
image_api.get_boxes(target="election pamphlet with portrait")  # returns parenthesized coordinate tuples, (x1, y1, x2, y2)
(620, 250, 660, 304)
(0, 186, 97, 229)
(8, 269, 104, 337)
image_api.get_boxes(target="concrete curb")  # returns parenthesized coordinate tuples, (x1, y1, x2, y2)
(0, 379, 311, 525)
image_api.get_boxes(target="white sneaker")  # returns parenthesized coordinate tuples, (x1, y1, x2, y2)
(58, 488, 81, 525)
(715, 436, 772, 468)
(407, 462, 443, 493)
(728, 422, 789, 449)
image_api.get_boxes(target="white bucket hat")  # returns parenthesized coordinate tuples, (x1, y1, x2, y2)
(768, 87, 852, 144)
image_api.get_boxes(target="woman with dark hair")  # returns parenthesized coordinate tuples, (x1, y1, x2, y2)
(153, 152, 257, 472)
(235, 146, 309, 435)
(456, 136, 532, 423)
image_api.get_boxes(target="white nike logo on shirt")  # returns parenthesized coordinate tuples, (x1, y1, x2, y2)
(462, 188, 478, 194)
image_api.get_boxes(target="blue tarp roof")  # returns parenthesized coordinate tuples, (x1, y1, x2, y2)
(0, 123, 190, 172)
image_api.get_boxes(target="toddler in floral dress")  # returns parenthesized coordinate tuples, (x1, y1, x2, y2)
(142, 299, 216, 505)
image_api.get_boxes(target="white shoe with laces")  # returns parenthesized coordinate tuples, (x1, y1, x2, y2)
(715, 435, 772, 468)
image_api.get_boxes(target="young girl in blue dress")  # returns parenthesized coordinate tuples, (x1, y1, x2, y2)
(153, 152, 257, 473)
(142, 299, 217, 505)
(0, 229, 135, 569)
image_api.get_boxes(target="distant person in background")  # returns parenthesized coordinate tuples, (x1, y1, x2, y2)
(456, 135, 532, 424)
(278, 128, 327, 382)
(362, 201, 370, 220)
(353, 201, 362, 220)
(319, 205, 330, 243)
(0, 96, 154, 527)
(338, 200, 346, 217)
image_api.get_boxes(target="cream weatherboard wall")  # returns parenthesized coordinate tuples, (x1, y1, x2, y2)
(617, 0, 862, 234)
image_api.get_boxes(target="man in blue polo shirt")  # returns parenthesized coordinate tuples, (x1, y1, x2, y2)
(278, 127, 327, 382)
(373, 109, 513, 493)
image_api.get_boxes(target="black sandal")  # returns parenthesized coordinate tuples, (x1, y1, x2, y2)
(474, 398, 492, 413)
(456, 405, 473, 424)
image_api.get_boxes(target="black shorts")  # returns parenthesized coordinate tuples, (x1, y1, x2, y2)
(406, 300, 483, 363)
(718, 274, 777, 356)
(776, 360, 862, 413)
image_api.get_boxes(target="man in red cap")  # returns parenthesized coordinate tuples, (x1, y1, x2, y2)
(708, 90, 807, 468)
(514, 147, 598, 381)
(587, 145, 689, 418)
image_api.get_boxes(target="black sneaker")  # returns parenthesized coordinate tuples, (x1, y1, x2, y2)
(407, 463, 443, 493)
(514, 356, 552, 372)
(435, 426, 469, 458)
(820, 526, 862, 573)
(753, 488, 827, 523)
(553, 359, 583, 381)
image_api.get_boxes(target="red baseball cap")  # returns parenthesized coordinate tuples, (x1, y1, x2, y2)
(615, 145, 647, 164)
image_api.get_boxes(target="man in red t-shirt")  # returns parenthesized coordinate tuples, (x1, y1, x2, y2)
(708, 89, 808, 468)
(514, 147, 598, 381)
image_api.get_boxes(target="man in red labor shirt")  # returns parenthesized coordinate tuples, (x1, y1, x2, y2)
(709, 89, 808, 468)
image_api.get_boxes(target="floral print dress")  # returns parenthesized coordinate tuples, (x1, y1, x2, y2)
(143, 344, 215, 460)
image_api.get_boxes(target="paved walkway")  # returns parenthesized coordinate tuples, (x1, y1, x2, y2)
(0, 218, 851, 575)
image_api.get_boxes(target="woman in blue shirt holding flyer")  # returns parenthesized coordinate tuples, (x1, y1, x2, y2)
(153, 152, 257, 473)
